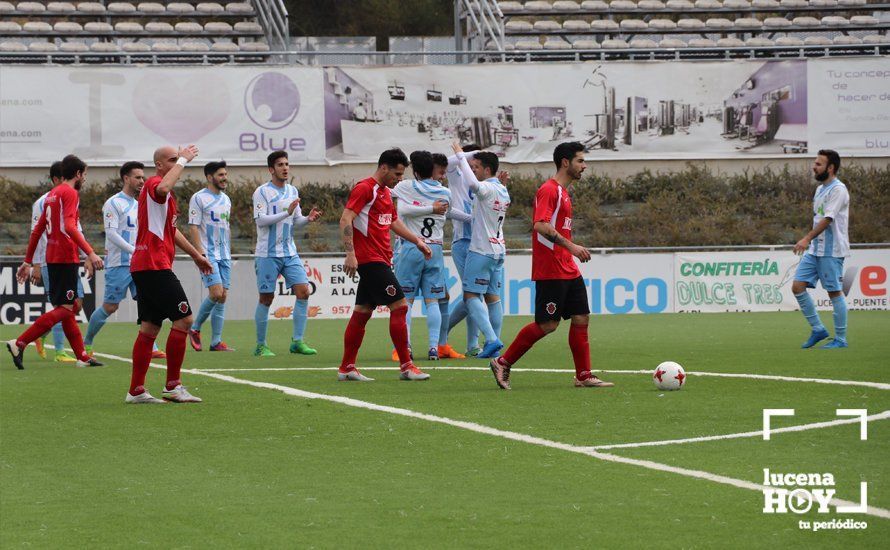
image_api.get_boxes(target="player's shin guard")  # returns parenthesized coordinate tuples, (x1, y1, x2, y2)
(437, 299, 450, 346)
(794, 291, 825, 331)
(84, 306, 110, 346)
(340, 310, 372, 369)
(501, 323, 547, 366)
(15, 306, 70, 348)
(165, 327, 187, 390)
(487, 300, 504, 339)
(831, 295, 848, 342)
(425, 301, 442, 351)
(568, 323, 592, 380)
(192, 297, 215, 331)
(255, 303, 270, 345)
(292, 299, 309, 342)
(130, 331, 156, 395)
(211, 302, 225, 346)
(60, 311, 89, 361)
(389, 306, 413, 366)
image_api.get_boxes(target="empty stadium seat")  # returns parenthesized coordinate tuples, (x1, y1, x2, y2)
(717, 37, 745, 47)
(226, 2, 254, 14)
(580, 1, 609, 9)
(122, 41, 151, 52)
(515, 39, 544, 49)
(746, 37, 775, 46)
(196, 3, 225, 14)
(809, 0, 837, 6)
(90, 41, 121, 52)
(166, 2, 196, 14)
(751, 0, 779, 7)
(60, 40, 89, 52)
(23, 22, 52, 32)
(833, 35, 862, 44)
(779, 0, 807, 6)
(620, 19, 648, 30)
(689, 38, 717, 47)
(804, 35, 832, 44)
(205, 21, 234, 33)
(590, 20, 619, 30)
(734, 18, 762, 29)
(630, 38, 658, 47)
(0, 41, 28, 51)
(151, 41, 181, 52)
(524, 1, 553, 11)
(17, 2, 46, 13)
(722, 0, 750, 7)
(694, 0, 722, 8)
(666, 0, 693, 7)
(563, 20, 591, 31)
(706, 18, 733, 29)
(533, 20, 562, 31)
(792, 16, 820, 27)
(506, 20, 533, 31)
(678, 19, 706, 29)
(552, 1, 580, 9)
(850, 15, 879, 25)
(775, 36, 805, 45)
(610, 0, 637, 9)
(0, 2, 14, 12)
(53, 21, 83, 32)
(601, 38, 630, 48)
(821, 16, 849, 26)
(0, 21, 21, 31)
(573, 39, 601, 48)
(84, 22, 113, 32)
(174, 22, 204, 33)
(137, 2, 165, 14)
(543, 37, 572, 49)
(660, 38, 688, 48)
(837, 0, 865, 5)
(234, 21, 263, 33)
(47, 2, 76, 11)
(862, 34, 889, 44)
(649, 19, 677, 29)
(182, 40, 210, 52)
(29, 41, 58, 52)
(499, 1, 523, 11)
(115, 22, 144, 32)
(77, 2, 107, 13)
(145, 22, 174, 32)
(211, 40, 240, 51)
(107, 2, 137, 13)
(639, 0, 666, 9)
(764, 17, 793, 28)
(241, 41, 270, 52)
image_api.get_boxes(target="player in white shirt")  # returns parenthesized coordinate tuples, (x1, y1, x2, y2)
(188, 161, 235, 352)
(83, 162, 164, 357)
(392, 151, 452, 361)
(451, 141, 510, 359)
(252, 150, 323, 357)
(792, 149, 851, 349)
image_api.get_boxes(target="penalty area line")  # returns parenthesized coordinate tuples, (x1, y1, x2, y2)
(89, 350, 890, 521)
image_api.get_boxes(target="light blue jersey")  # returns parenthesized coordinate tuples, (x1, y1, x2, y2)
(447, 152, 476, 242)
(253, 181, 307, 258)
(102, 191, 138, 268)
(189, 188, 232, 261)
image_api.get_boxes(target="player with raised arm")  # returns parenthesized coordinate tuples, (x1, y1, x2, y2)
(489, 142, 613, 390)
(83, 161, 165, 359)
(7, 155, 104, 370)
(125, 145, 213, 404)
(337, 148, 433, 382)
(450, 141, 510, 359)
(444, 144, 483, 356)
(187, 161, 235, 352)
(251, 151, 323, 357)
(29, 161, 81, 362)
(392, 150, 451, 361)
(792, 149, 851, 349)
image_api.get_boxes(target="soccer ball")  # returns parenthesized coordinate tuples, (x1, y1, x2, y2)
(653, 361, 686, 391)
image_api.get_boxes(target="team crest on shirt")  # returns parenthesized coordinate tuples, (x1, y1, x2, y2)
(545, 302, 557, 315)
(66, 289, 75, 300)
(378, 213, 393, 225)
(385, 285, 397, 297)
(178, 301, 189, 313)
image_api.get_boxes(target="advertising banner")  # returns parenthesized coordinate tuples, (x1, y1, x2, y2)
(0, 261, 96, 325)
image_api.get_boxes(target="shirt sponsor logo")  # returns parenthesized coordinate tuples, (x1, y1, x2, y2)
(562, 218, 573, 230)
(378, 214, 393, 225)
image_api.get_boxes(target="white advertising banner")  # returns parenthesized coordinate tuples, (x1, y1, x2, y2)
(675, 249, 890, 313)
(0, 66, 325, 166)
(2, 58, 888, 166)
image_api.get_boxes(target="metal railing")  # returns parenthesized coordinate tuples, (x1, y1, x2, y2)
(457, 0, 505, 53)
(252, 0, 289, 52)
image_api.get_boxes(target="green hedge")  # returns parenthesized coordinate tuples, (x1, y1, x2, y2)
(2, 163, 887, 255)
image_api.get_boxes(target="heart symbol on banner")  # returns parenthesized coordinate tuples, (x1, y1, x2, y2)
(132, 74, 231, 143)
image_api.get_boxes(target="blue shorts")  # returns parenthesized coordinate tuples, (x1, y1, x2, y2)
(395, 244, 446, 300)
(202, 259, 232, 289)
(794, 253, 845, 292)
(462, 251, 504, 296)
(42, 265, 84, 299)
(103, 266, 137, 304)
(255, 255, 308, 294)
(451, 238, 471, 281)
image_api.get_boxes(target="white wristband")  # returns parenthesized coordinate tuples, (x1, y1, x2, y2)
(176, 157, 189, 167)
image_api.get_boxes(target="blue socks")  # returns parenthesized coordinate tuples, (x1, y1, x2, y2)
(292, 299, 308, 342)
(84, 307, 110, 346)
(405, 302, 413, 345)
(466, 296, 497, 344)
(425, 300, 442, 351)
(192, 297, 216, 332)
(831, 295, 847, 342)
(211, 302, 226, 346)
(51, 322, 65, 352)
(255, 303, 270, 345)
(794, 291, 825, 331)
(487, 300, 503, 339)
(437, 299, 450, 346)
(448, 299, 467, 330)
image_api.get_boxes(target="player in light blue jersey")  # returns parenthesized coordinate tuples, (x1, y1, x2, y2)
(188, 161, 236, 352)
(83, 162, 165, 358)
(391, 151, 452, 361)
(792, 149, 851, 349)
(443, 144, 484, 356)
(451, 141, 510, 359)
(252, 150, 323, 357)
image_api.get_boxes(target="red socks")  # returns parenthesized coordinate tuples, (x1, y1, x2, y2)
(60, 313, 89, 362)
(340, 310, 372, 370)
(165, 327, 187, 390)
(130, 331, 156, 395)
(16, 306, 71, 349)
(389, 306, 412, 367)
(568, 323, 591, 380)
(501, 322, 547, 366)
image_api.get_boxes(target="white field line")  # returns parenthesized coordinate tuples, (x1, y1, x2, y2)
(88, 350, 890, 521)
(192, 365, 890, 391)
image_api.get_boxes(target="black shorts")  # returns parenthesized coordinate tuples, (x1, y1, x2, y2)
(132, 269, 192, 326)
(535, 277, 590, 323)
(355, 262, 405, 307)
(46, 263, 80, 307)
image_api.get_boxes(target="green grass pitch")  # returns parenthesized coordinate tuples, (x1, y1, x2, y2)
(2, 311, 889, 548)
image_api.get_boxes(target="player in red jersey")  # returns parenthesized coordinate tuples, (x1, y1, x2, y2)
(125, 145, 213, 404)
(489, 142, 614, 390)
(337, 148, 434, 382)
(7, 155, 104, 370)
